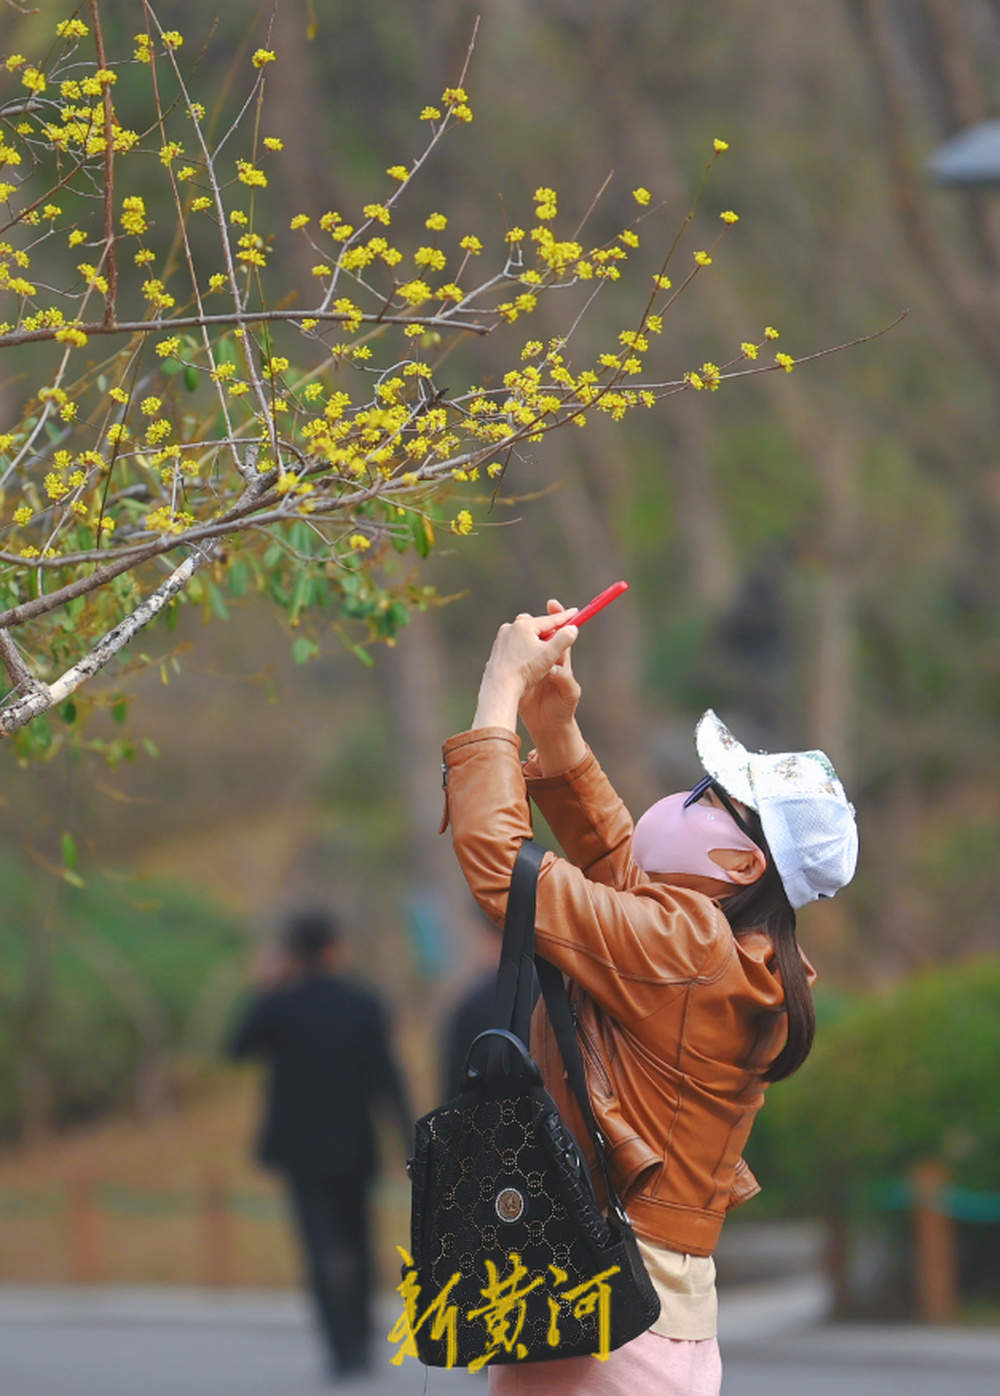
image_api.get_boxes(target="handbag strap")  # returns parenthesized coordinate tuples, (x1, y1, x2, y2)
(535, 956, 629, 1223)
(496, 840, 630, 1223)
(493, 839, 545, 1044)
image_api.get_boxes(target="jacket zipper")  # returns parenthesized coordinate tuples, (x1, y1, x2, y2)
(574, 1011, 614, 1096)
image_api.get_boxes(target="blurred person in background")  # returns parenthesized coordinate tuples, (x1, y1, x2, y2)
(441, 601, 858, 1396)
(438, 906, 508, 1102)
(229, 908, 412, 1383)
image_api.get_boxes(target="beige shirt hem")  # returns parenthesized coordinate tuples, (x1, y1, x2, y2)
(636, 1236, 718, 1340)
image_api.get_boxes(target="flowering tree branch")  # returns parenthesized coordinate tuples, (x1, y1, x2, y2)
(0, 4, 889, 754)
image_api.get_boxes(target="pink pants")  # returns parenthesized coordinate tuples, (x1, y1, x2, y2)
(487, 1331, 722, 1396)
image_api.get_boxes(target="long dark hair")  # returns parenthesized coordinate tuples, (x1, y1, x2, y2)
(720, 807, 815, 1082)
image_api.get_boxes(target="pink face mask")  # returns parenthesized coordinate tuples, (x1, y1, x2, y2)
(632, 791, 761, 883)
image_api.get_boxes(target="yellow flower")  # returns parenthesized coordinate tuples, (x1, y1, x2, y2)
(13, 505, 32, 525)
(459, 234, 483, 255)
(134, 248, 156, 265)
(230, 209, 248, 225)
(21, 67, 47, 94)
(56, 19, 89, 39)
(121, 195, 147, 236)
(619, 229, 639, 248)
(348, 532, 371, 550)
(5, 56, 26, 71)
(190, 196, 211, 212)
(160, 142, 183, 165)
(156, 336, 181, 357)
(505, 227, 525, 244)
(68, 229, 87, 247)
(311, 264, 331, 278)
(713, 137, 729, 152)
(451, 509, 474, 536)
(162, 31, 184, 49)
(694, 250, 712, 267)
(420, 105, 441, 121)
(363, 202, 390, 225)
(20, 546, 39, 558)
(632, 187, 651, 205)
(414, 245, 446, 271)
(685, 371, 705, 391)
(176, 165, 196, 181)
(108, 387, 129, 403)
(252, 49, 276, 68)
(387, 164, 409, 181)
(534, 187, 557, 220)
(425, 212, 447, 231)
(774, 352, 795, 373)
(140, 396, 162, 416)
(764, 325, 779, 339)
(397, 279, 431, 306)
(236, 160, 267, 188)
(741, 341, 758, 360)
(55, 326, 88, 347)
(263, 136, 283, 150)
(289, 214, 310, 230)
(720, 210, 739, 224)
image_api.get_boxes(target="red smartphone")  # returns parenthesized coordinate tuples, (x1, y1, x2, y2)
(539, 581, 629, 640)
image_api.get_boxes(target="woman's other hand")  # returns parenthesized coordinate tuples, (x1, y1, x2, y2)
(472, 607, 578, 732)
(518, 598, 582, 740)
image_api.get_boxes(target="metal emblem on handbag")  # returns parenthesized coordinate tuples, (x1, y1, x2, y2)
(404, 841, 660, 1369)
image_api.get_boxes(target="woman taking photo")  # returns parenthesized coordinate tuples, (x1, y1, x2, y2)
(441, 601, 858, 1396)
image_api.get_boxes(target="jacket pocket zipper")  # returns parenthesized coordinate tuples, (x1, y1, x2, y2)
(577, 1020, 614, 1096)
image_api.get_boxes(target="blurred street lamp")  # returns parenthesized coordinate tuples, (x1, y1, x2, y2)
(926, 120, 1000, 188)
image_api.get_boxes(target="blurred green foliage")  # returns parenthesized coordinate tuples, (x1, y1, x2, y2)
(746, 955, 1000, 1214)
(0, 856, 243, 1137)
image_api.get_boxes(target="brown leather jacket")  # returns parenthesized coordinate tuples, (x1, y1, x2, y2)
(442, 726, 813, 1258)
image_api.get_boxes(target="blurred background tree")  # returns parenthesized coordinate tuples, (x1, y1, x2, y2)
(0, 0, 997, 1313)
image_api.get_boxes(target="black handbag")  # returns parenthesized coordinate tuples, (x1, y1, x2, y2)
(403, 840, 660, 1370)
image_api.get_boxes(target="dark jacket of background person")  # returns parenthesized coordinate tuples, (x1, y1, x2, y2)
(229, 970, 412, 1179)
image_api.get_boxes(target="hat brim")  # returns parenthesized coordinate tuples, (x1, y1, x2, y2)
(694, 709, 758, 809)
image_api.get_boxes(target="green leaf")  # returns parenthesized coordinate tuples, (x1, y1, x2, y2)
(350, 643, 375, 668)
(142, 738, 160, 758)
(61, 831, 78, 869)
(111, 696, 128, 725)
(410, 514, 434, 558)
(184, 365, 199, 391)
(60, 700, 77, 725)
(207, 582, 230, 621)
(161, 357, 182, 377)
(291, 636, 319, 665)
(60, 867, 86, 889)
(228, 560, 249, 598)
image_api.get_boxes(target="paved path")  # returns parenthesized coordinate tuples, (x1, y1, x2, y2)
(1, 1281, 999, 1395)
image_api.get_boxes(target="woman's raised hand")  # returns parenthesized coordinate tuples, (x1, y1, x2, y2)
(518, 598, 582, 740)
(471, 604, 578, 732)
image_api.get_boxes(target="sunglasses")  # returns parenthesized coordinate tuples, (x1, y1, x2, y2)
(683, 774, 757, 840)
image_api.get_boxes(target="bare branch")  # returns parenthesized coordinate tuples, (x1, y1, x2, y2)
(0, 544, 216, 735)
(89, 0, 118, 325)
(0, 307, 490, 351)
(0, 628, 43, 697)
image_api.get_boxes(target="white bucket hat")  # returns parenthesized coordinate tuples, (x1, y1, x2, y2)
(694, 709, 859, 910)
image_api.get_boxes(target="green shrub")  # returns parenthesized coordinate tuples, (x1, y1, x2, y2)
(746, 956, 1000, 1215)
(0, 857, 244, 1136)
